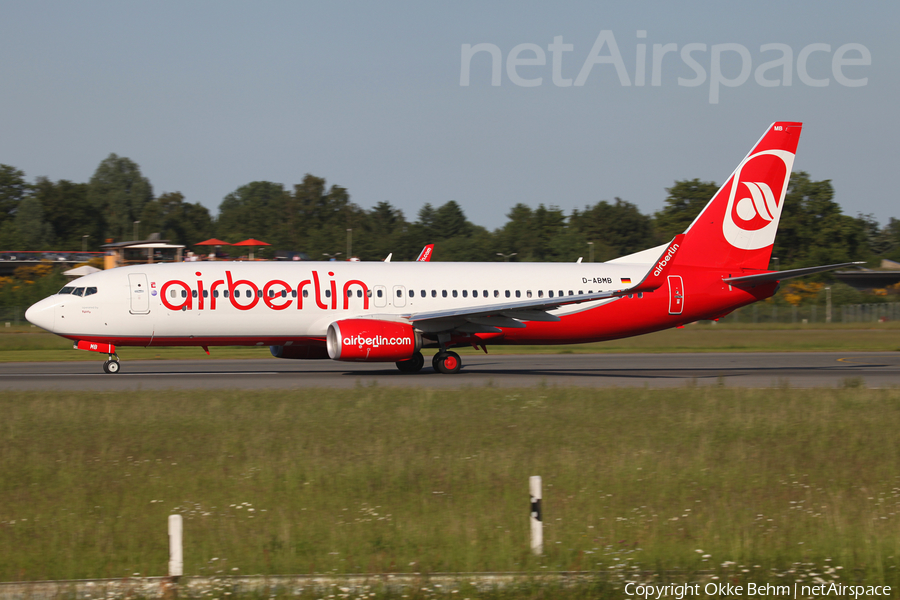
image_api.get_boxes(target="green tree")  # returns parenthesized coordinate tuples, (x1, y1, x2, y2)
(773, 172, 870, 268)
(0, 164, 29, 226)
(570, 198, 658, 260)
(12, 197, 55, 250)
(216, 181, 290, 255)
(87, 154, 154, 242)
(140, 192, 213, 249)
(32, 178, 97, 250)
(652, 179, 720, 240)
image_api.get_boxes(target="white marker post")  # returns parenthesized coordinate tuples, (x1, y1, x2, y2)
(530, 476, 543, 556)
(168, 514, 183, 578)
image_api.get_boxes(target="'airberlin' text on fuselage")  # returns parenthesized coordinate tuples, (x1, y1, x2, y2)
(159, 270, 370, 312)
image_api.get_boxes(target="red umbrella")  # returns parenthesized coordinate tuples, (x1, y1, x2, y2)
(232, 238, 271, 260)
(195, 238, 231, 246)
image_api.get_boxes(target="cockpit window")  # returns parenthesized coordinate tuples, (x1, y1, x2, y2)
(84, 287, 97, 296)
(58, 286, 74, 295)
(72, 287, 85, 297)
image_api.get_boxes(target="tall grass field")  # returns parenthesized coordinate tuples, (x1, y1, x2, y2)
(2, 385, 900, 596)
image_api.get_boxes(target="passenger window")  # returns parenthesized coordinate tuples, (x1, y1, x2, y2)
(568, 290, 574, 296)
(538, 290, 543, 298)
(409, 289, 414, 297)
(303, 290, 309, 298)
(505, 290, 510, 298)
(192, 290, 198, 298)
(526, 291, 532, 298)
(396, 289, 402, 298)
(181, 290, 187, 298)
(442, 290, 447, 298)
(548, 290, 554, 298)
(291, 290, 296, 298)
(203, 290, 208, 298)
(366, 290, 372, 298)
(432, 290, 437, 297)
(85, 287, 97, 296)
(494, 290, 499, 298)
(269, 290, 275, 298)
(452, 290, 458, 298)
(357, 290, 363, 298)
(214, 290, 220, 298)
(59, 286, 74, 295)
(558, 290, 563, 297)
(224, 290, 230, 298)
(578, 290, 583, 295)
(376, 289, 383, 298)
(346, 290, 353, 298)
(257, 290, 263, 298)
(325, 290, 331, 298)
(73, 287, 84, 296)
(420, 290, 426, 298)
(282, 290, 287, 298)
(483, 290, 488, 297)
(515, 290, 521, 298)
(638, 292, 643, 299)
(462, 290, 468, 298)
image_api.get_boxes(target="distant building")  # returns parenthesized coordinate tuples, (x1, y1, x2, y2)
(101, 234, 184, 269)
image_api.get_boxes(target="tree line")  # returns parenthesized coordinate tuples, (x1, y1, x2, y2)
(1, 153, 899, 270)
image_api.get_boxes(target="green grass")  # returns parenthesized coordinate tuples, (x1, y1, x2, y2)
(0, 322, 898, 362)
(2, 386, 900, 592)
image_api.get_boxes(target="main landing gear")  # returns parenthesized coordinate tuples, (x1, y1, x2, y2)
(103, 353, 121, 374)
(395, 351, 425, 373)
(393, 350, 463, 374)
(432, 350, 461, 374)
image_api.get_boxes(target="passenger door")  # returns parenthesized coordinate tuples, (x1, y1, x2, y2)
(128, 273, 151, 314)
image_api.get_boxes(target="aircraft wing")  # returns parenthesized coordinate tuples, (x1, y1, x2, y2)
(401, 235, 683, 332)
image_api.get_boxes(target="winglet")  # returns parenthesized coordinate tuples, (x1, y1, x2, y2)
(630, 234, 684, 293)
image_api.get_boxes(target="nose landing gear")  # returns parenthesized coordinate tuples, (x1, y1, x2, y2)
(103, 355, 121, 374)
(74, 341, 121, 374)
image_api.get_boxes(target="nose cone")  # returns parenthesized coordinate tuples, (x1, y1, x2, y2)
(25, 297, 56, 331)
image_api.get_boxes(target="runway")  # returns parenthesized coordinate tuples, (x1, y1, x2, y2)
(0, 352, 899, 391)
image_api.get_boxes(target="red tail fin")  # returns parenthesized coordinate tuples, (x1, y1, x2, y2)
(416, 244, 434, 262)
(674, 122, 802, 271)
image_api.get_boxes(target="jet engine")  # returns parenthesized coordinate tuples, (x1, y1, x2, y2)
(326, 319, 420, 362)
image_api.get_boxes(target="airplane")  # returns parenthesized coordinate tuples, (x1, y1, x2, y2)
(416, 244, 434, 261)
(25, 122, 861, 374)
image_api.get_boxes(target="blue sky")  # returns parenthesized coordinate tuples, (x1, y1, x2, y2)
(0, 1, 895, 231)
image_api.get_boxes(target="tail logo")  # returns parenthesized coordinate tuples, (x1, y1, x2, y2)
(722, 149, 795, 250)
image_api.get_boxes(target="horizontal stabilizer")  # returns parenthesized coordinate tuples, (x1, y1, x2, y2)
(723, 262, 865, 286)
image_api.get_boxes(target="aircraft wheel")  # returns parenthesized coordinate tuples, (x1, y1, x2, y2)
(103, 360, 121, 374)
(434, 351, 462, 374)
(396, 351, 424, 373)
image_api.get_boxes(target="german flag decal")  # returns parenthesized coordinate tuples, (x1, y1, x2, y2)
(621, 277, 632, 284)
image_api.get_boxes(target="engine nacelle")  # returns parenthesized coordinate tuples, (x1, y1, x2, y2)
(326, 319, 420, 362)
(270, 344, 329, 360)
